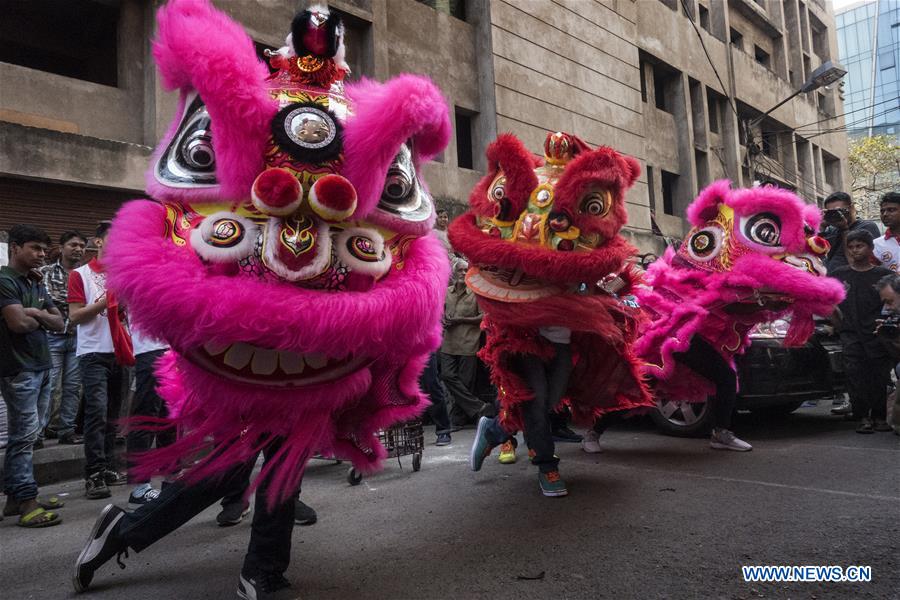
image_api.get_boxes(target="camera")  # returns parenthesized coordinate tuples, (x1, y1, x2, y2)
(878, 314, 900, 337)
(823, 207, 850, 223)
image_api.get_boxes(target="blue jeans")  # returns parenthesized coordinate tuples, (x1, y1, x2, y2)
(1, 369, 51, 501)
(44, 333, 82, 437)
(79, 352, 124, 477)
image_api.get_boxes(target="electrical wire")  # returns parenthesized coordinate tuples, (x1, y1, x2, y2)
(678, 0, 739, 120)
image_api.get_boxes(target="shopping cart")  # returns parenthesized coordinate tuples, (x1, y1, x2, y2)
(346, 419, 424, 485)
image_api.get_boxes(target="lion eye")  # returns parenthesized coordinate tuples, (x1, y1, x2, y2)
(580, 191, 610, 217)
(745, 213, 782, 247)
(490, 176, 506, 201)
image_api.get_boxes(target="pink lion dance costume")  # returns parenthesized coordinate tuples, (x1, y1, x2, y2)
(635, 180, 845, 406)
(449, 132, 654, 432)
(103, 0, 450, 504)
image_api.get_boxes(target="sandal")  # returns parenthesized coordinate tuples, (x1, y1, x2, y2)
(3, 495, 65, 516)
(17, 507, 62, 528)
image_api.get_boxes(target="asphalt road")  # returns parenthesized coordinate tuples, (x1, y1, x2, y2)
(1, 403, 897, 600)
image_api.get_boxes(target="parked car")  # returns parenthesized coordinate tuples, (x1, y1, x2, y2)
(650, 318, 844, 436)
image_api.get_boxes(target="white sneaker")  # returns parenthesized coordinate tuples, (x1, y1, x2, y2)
(581, 429, 603, 454)
(710, 428, 752, 452)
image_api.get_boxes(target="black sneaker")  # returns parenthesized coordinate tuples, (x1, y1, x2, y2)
(435, 432, 451, 446)
(216, 501, 250, 527)
(73, 504, 127, 593)
(103, 469, 128, 486)
(86, 473, 112, 500)
(237, 571, 299, 600)
(551, 426, 583, 443)
(127, 487, 161, 510)
(295, 499, 317, 526)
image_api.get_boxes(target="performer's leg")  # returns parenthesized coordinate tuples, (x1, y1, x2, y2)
(672, 336, 737, 429)
(242, 441, 296, 577)
(119, 458, 256, 552)
(513, 354, 557, 473)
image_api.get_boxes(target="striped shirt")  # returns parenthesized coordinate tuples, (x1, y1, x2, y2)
(40, 261, 73, 332)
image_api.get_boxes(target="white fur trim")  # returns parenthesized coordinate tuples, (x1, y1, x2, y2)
(262, 217, 332, 281)
(334, 227, 392, 279)
(309, 176, 357, 221)
(190, 212, 259, 262)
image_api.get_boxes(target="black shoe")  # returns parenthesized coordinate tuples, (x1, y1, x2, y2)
(85, 473, 112, 500)
(295, 499, 317, 526)
(435, 432, 451, 446)
(238, 571, 299, 600)
(216, 501, 250, 527)
(73, 504, 127, 593)
(103, 469, 128, 486)
(58, 432, 84, 445)
(45, 428, 59, 440)
(552, 426, 583, 443)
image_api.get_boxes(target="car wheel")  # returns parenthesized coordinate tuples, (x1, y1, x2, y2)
(748, 401, 805, 416)
(650, 395, 714, 437)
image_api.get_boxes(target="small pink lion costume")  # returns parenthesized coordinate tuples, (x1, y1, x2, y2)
(103, 0, 450, 503)
(634, 180, 845, 402)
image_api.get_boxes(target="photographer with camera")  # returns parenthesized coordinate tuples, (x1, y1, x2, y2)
(873, 192, 900, 271)
(821, 191, 880, 275)
(832, 230, 893, 433)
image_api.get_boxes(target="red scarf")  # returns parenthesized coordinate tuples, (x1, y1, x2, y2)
(90, 259, 135, 366)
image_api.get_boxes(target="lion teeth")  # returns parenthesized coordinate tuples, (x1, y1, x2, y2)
(305, 353, 327, 369)
(250, 348, 278, 375)
(223, 342, 254, 370)
(278, 351, 305, 374)
(203, 340, 230, 356)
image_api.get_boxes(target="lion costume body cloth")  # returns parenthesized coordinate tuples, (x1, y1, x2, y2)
(449, 133, 654, 432)
(102, 0, 451, 505)
(634, 180, 845, 402)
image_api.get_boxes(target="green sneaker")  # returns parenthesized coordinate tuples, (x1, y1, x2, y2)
(469, 416, 495, 471)
(538, 470, 568, 497)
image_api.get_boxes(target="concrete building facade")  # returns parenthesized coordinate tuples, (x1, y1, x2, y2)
(1, 0, 849, 254)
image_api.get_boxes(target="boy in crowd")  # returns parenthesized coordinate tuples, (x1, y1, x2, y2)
(68, 221, 129, 499)
(0, 224, 65, 527)
(40, 230, 87, 445)
(831, 230, 894, 433)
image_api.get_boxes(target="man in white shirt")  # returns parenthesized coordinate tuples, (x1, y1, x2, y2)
(873, 192, 900, 271)
(68, 222, 128, 500)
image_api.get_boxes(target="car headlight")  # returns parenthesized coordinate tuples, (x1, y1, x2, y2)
(749, 319, 791, 339)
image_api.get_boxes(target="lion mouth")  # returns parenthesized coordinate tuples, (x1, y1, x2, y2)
(466, 265, 561, 302)
(186, 341, 370, 388)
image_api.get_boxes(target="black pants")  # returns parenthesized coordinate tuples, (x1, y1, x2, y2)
(117, 440, 295, 576)
(843, 343, 891, 420)
(421, 353, 451, 435)
(672, 336, 737, 430)
(79, 352, 124, 477)
(440, 353, 490, 421)
(510, 343, 573, 473)
(127, 350, 177, 484)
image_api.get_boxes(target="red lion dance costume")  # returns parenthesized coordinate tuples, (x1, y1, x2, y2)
(449, 132, 654, 432)
(102, 0, 450, 504)
(635, 180, 846, 408)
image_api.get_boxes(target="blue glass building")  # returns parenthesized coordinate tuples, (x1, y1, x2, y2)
(836, 1, 900, 141)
